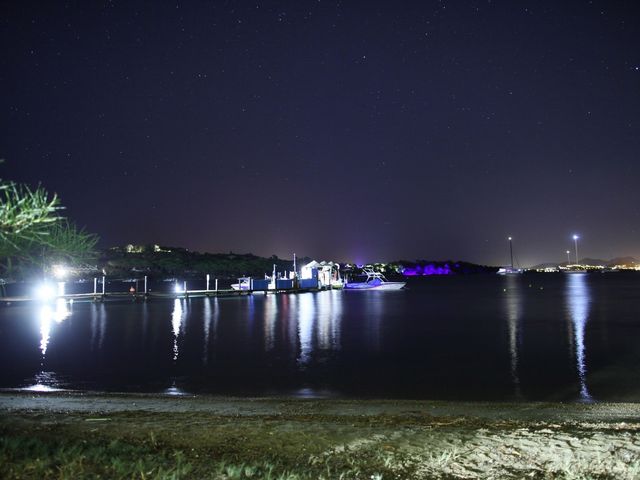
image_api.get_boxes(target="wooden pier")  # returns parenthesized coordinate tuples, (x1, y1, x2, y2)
(0, 286, 328, 305)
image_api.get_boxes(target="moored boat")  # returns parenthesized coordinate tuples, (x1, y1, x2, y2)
(345, 268, 405, 290)
(497, 236, 523, 275)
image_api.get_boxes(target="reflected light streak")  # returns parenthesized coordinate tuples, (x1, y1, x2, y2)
(90, 303, 98, 351)
(316, 290, 342, 351)
(164, 385, 188, 396)
(263, 295, 278, 351)
(39, 307, 51, 357)
(25, 372, 63, 392)
(98, 303, 107, 350)
(286, 295, 298, 361)
(89, 303, 107, 351)
(39, 299, 72, 357)
(364, 293, 383, 352)
(203, 298, 211, 364)
(141, 301, 149, 346)
(297, 293, 315, 367)
(504, 276, 522, 393)
(566, 273, 592, 401)
(172, 299, 184, 361)
(53, 298, 70, 323)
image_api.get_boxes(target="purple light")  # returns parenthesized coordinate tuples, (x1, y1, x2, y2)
(402, 263, 452, 276)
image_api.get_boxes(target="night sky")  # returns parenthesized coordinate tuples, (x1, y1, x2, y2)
(2, 1, 639, 266)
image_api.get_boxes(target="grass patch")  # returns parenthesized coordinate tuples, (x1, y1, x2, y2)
(0, 420, 404, 480)
(0, 434, 193, 479)
(1, 404, 638, 480)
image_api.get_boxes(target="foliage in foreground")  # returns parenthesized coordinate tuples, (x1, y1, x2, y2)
(0, 430, 400, 480)
(1, 427, 634, 480)
(0, 434, 193, 480)
(0, 173, 98, 279)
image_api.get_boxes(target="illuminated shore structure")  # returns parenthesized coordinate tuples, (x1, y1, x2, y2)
(231, 260, 343, 292)
(301, 261, 343, 289)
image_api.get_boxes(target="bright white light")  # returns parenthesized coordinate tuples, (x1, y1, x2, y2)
(174, 283, 183, 293)
(573, 235, 579, 240)
(52, 265, 68, 279)
(508, 237, 512, 241)
(36, 284, 56, 301)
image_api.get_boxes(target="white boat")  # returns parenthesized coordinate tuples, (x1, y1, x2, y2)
(345, 268, 406, 290)
(231, 277, 252, 291)
(497, 267, 523, 275)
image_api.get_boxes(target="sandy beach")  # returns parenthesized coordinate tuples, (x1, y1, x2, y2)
(1, 391, 639, 479)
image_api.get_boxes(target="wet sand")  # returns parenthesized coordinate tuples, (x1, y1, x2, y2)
(1, 391, 639, 479)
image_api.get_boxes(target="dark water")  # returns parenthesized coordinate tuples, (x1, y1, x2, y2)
(1, 273, 639, 402)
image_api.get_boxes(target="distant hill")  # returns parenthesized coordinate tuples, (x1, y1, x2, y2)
(101, 246, 302, 279)
(530, 256, 638, 270)
(578, 257, 638, 267)
(606, 256, 639, 266)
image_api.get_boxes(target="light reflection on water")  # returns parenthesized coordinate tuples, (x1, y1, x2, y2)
(316, 290, 342, 351)
(33, 300, 73, 391)
(264, 294, 277, 352)
(90, 303, 107, 351)
(503, 275, 522, 395)
(164, 385, 189, 396)
(363, 292, 383, 353)
(39, 308, 51, 357)
(171, 299, 185, 361)
(24, 371, 63, 392)
(565, 273, 592, 401)
(203, 298, 211, 364)
(285, 295, 299, 362)
(297, 293, 315, 368)
(8, 274, 636, 400)
(39, 299, 72, 357)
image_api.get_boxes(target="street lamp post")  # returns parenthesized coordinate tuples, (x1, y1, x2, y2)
(573, 235, 580, 265)
(566, 250, 571, 265)
(508, 237, 514, 269)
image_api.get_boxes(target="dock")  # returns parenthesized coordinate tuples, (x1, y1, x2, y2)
(0, 286, 332, 305)
(1, 261, 344, 306)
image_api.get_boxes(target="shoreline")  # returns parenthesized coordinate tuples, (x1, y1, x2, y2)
(2, 391, 639, 479)
(2, 389, 640, 422)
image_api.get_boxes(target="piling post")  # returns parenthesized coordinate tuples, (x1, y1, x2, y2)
(93, 277, 97, 295)
(184, 280, 188, 298)
(215, 278, 218, 292)
(206, 274, 210, 291)
(101, 275, 106, 301)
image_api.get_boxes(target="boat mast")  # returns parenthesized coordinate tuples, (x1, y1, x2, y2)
(293, 253, 297, 277)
